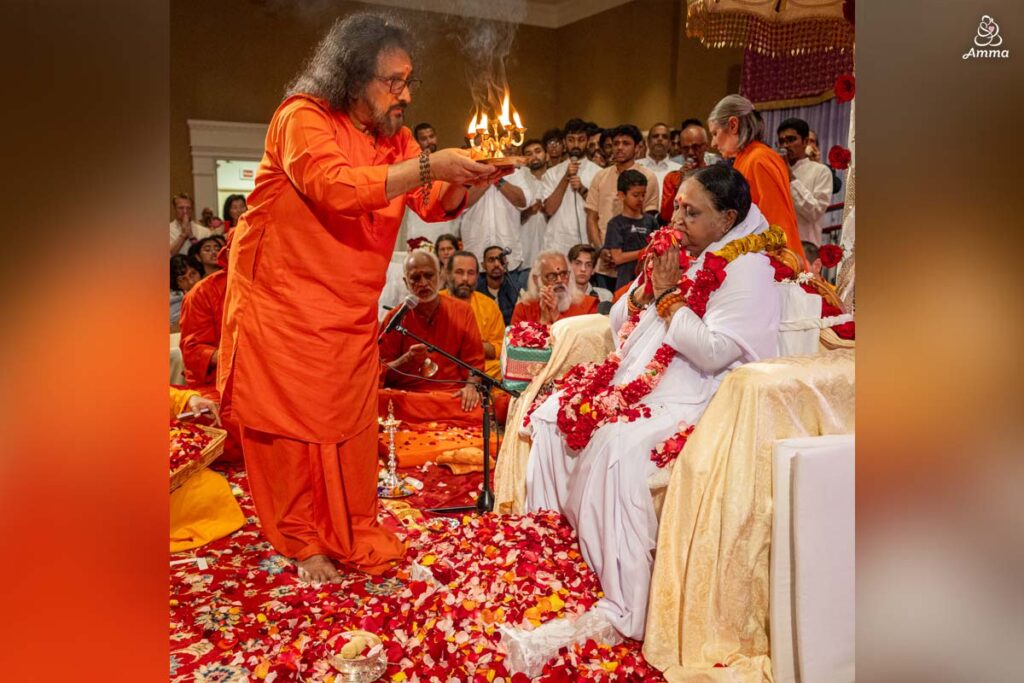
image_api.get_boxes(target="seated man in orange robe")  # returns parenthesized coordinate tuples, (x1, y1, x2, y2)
(511, 250, 599, 325)
(379, 250, 487, 423)
(178, 243, 242, 461)
(440, 250, 505, 380)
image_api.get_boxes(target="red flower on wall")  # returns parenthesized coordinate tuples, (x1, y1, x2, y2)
(834, 73, 856, 103)
(818, 244, 845, 268)
(828, 145, 852, 170)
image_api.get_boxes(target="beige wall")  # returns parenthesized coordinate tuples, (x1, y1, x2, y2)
(551, 0, 743, 130)
(171, 0, 742, 200)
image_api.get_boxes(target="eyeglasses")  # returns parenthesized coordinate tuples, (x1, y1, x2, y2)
(541, 270, 571, 284)
(376, 75, 422, 95)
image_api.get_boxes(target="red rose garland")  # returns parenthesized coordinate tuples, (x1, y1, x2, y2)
(553, 226, 786, 454)
(555, 250, 730, 451)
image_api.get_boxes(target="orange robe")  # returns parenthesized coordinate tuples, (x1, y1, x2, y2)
(180, 270, 226, 392)
(218, 94, 462, 572)
(733, 141, 805, 261)
(439, 290, 505, 380)
(510, 295, 599, 325)
(179, 269, 243, 461)
(379, 295, 486, 392)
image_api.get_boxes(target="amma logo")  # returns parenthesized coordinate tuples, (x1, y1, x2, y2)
(963, 15, 1009, 59)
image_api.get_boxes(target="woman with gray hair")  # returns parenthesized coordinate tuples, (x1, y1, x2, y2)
(708, 94, 805, 262)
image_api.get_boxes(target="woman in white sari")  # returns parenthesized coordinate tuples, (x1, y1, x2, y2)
(525, 164, 781, 641)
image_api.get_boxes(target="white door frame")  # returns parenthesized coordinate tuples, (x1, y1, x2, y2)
(187, 119, 268, 214)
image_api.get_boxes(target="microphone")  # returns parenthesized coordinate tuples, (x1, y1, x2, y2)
(378, 294, 419, 342)
(567, 149, 584, 161)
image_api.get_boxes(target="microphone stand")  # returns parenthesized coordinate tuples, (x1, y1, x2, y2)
(391, 323, 520, 514)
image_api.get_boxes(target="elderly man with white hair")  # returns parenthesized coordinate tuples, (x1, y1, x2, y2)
(378, 250, 486, 412)
(510, 250, 599, 325)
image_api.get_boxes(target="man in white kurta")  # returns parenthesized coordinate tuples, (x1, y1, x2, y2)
(517, 140, 550, 271)
(636, 123, 680, 205)
(460, 175, 532, 291)
(525, 204, 781, 640)
(777, 118, 833, 246)
(788, 156, 833, 246)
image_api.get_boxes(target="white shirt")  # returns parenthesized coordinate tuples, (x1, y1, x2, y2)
(169, 220, 216, 255)
(636, 155, 681, 204)
(517, 166, 549, 270)
(539, 157, 601, 258)
(586, 284, 613, 303)
(460, 172, 533, 272)
(398, 207, 462, 247)
(788, 157, 833, 246)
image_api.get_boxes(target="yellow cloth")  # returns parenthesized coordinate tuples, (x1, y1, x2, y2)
(442, 290, 505, 379)
(170, 468, 246, 552)
(169, 386, 199, 418)
(643, 350, 855, 682)
(493, 314, 615, 514)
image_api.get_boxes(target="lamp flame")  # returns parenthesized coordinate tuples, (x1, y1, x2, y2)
(465, 88, 527, 157)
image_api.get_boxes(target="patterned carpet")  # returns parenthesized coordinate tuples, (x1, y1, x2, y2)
(169, 463, 665, 682)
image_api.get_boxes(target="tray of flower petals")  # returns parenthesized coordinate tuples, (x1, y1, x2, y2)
(169, 420, 226, 493)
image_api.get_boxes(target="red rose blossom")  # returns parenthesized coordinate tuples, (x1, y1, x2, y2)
(818, 244, 844, 268)
(828, 145, 852, 170)
(834, 73, 855, 103)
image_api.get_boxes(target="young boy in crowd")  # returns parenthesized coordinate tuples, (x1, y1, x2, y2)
(603, 169, 660, 291)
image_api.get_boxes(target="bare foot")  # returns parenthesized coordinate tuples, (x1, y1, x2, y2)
(296, 554, 342, 584)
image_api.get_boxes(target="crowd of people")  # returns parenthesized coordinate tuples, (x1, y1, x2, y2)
(377, 101, 837, 343)
(167, 11, 847, 620)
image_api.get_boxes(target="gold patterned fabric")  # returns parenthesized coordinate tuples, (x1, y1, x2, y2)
(492, 315, 615, 515)
(643, 350, 855, 682)
(836, 99, 856, 313)
(686, 0, 854, 57)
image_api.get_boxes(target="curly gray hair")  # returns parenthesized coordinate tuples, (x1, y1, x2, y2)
(708, 94, 764, 152)
(286, 12, 417, 111)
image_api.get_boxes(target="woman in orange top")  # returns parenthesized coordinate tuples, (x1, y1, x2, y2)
(708, 94, 805, 263)
(217, 13, 502, 583)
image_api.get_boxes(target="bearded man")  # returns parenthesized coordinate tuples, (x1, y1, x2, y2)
(511, 251, 599, 325)
(218, 13, 501, 583)
(440, 251, 505, 380)
(379, 251, 487, 427)
(540, 118, 602, 258)
(516, 138, 549, 272)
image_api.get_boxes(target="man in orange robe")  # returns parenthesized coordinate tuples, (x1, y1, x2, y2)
(217, 14, 500, 583)
(380, 250, 486, 412)
(511, 251, 599, 325)
(179, 243, 242, 461)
